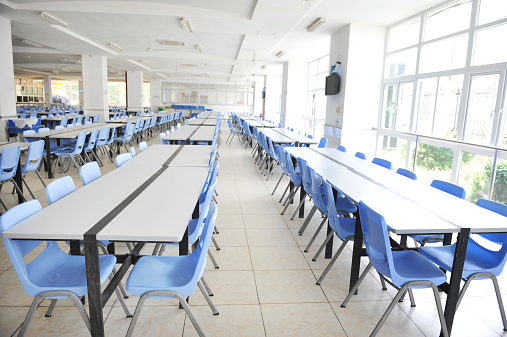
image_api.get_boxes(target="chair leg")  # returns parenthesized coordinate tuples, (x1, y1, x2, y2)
(34, 169, 47, 187)
(21, 176, 36, 200)
(271, 173, 285, 195)
(281, 185, 300, 215)
(207, 250, 220, 269)
(491, 275, 507, 330)
(0, 194, 9, 211)
(45, 299, 58, 317)
(200, 276, 214, 296)
(304, 215, 328, 253)
(299, 205, 318, 236)
(430, 283, 450, 337)
(290, 192, 308, 220)
(152, 243, 162, 255)
(108, 273, 132, 317)
(197, 280, 219, 315)
(17, 295, 44, 337)
(341, 263, 373, 308)
(211, 236, 220, 251)
(158, 245, 167, 256)
(371, 285, 410, 337)
(316, 237, 351, 285)
(278, 182, 291, 203)
(10, 179, 27, 202)
(312, 231, 334, 261)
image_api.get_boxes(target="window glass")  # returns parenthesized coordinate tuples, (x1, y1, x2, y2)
(433, 75, 464, 138)
(478, 0, 507, 25)
(226, 91, 236, 105)
(465, 74, 500, 144)
(314, 90, 327, 119)
(382, 84, 397, 129)
(217, 92, 226, 105)
(317, 73, 326, 90)
(424, 0, 472, 41)
(388, 18, 421, 52)
(318, 55, 330, 73)
(395, 83, 414, 132)
(309, 60, 318, 76)
(458, 151, 492, 202)
(385, 48, 417, 78)
(171, 90, 179, 103)
(379, 136, 410, 171)
(180, 90, 189, 103)
(415, 78, 438, 135)
(473, 23, 507, 66)
(414, 143, 454, 184)
(419, 34, 468, 73)
(308, 75, 317, 91)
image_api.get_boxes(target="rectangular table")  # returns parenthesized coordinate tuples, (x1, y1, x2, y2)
(127, 144, 212, 167)
(164, 125, 216, 145)
(189, 118, 218, 126)
(1, 144, 212, 337)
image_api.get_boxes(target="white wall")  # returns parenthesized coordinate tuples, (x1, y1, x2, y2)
(265, 74, 281, 123)
(0, 16, 15, 141)
(281, 61, 308, 131)
(325, 23, 386, 156)
(253, 80, 263, 117)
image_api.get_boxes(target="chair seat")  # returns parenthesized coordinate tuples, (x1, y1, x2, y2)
(391, 250, 447, 287)
(419, 239, 503, 279)
(336, 197, 357, 214)
(410, 234, 444, 244)
(330, 217, 356, 239)
(27, 243, 116, 298)
(126, 253, 201, 299)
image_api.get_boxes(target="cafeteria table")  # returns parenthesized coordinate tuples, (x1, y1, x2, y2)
(164, 125, 216, 145)
(1, 144, 212, 337)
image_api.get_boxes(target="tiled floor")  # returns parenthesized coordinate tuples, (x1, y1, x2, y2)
(1, 125, 507, 336)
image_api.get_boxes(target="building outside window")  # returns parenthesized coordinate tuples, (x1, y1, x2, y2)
(378, 0, 507, 203)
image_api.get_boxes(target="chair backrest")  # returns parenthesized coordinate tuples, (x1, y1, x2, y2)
(130, 146, 137, 157)
(396, 168, 417, 180)
(79, 162, 102, 186)
(22, 140, 45, 173)
(93, 114, 100, 123)
(0, 146, 21, 180)
(22, 130, 37, 142)
(139, 141, 148, 152)
(60, 116, 68, 127)
(71, 131, 87, 154)
(308, 165, 328, 213)
(84, 128, 99, 151)
(358, 201, 397, 283)
(0, 200, 45, 296)
(159, 133, 167, 145)
(96, 127, 110, 146)
(45, 176, 77, 204)
(115, 153, 133, 168)
(476, 199, 507, 245)
(355, 152, 366, 160)
(298, 157, 312, 195)
(84, 115, 90, 123)
(323, 179, 354, 239)
(318, 137, 328, 148)
(430, 180, 466, 199)
(372, 158, 392, 170)
(276, 145, 290, 175)
(337, 145, 346, 152)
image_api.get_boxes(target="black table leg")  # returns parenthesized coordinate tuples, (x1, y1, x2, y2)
(441, 228, 470, 337)
(349, 210, 363, 294)
(84, 234, 104, 337)
(44, 136, 53, 179)
(325, 188, 339, 259)
(14, 159, 24, 204)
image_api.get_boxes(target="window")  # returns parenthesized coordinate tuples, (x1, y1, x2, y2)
(473, 23, 507, 66)
(424, 0, 472, 41)
(478, 0, 507, 25)
(161, 83, 253, 106)
(419, 34, 468, 73)
(387, 18, 421, 52)
(385, 48, 418, 78)
(305, 55, 329, 138)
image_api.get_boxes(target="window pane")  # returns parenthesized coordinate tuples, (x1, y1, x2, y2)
(415, 78, 438, 135)
(309, 60, 318, 76)
(317, 73, 326, 90)
(388, 18, 421, 52)
(433, 75, 464, 138)
(385, 48, 417, 78)
(308, 75, 317, 91)
(415, 143, 454, 184)
(378, 136, 410, 171)
(315, 90, 326, 119)
(382, 84, 397, 129)
(478, 0, 507, 25)
(217, 92, 226, 105)
(394, 82, 414, 132)
(465, 74, 500, 144)
(318, 56, 330, 74)
(424, 0, 472, 41)
(473, 23, 507, 66)
(420, 34, 468, 73)
(314, 120, 325, 140)
(247, 92, 253, 105)
(227, 92, 235, 105)
(458, 151, 491, 202)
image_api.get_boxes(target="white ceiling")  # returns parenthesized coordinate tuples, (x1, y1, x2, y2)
(1, 0, 446, 85)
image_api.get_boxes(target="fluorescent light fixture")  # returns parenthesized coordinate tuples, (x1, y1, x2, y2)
(156, 73, 170, 79)
(50, 25, 117, 55)
(195, 45, 203, 53)
(21, 39, 43, 48)
(180, 18, 193, 33)
(138, 59, 149, 64)
(39, 11, 68, 27)
(307, 17, 325, 32)
(108, 43, 123, 51)
(276, 51, 285, 58)
(180, 64, 198, 67)
(126, 59, 151, 71)
(261, 65, 267, 70)
(156, 39, 186, 46)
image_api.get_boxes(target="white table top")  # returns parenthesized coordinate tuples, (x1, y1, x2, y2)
(164, 125, 216, 143)
(249, 120, 277, 128)
(189, 119, 218, 126)
(126, 144, 212, 167)
(285, 147, 349, 169)
(258, 129, 295, 144)
(0, 142, 31, 152)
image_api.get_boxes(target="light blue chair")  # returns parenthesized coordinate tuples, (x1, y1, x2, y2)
(93, 113, 100, 123)
(113, 123, 135, 153)
(226, 120, 242, 144)
(139, 141, 148, 152)
(125, 202, 219, 337)
(355, 152, 366, 160)
(396, 168, 417, 180)
(53, 131, 86, 174)
(317, 137, 328, 148)
(372, 157, 392, 170)
(341, 201, 449, 337)
(96, 127, 114, 163)
(79, 162, 101, 186)
(337, 145, 346, 152)
(45, 176, 76, 204)
(17, 140, 46, 199)
(420, 199, 507, 331)
(0, 145, 26, 210)
(130, 146, 137, 157)
(0, 200, 130, 337)
(83, 128, 100, 164)
(271, 145, 291, 196)
(280, 150, 303, 215)
(115, 152, 132, 168)
(159, 132, 169, 145)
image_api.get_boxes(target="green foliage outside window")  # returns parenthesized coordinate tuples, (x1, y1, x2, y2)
(470, 160, 507, 204)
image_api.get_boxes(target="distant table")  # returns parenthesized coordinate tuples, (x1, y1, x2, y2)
(164, 125, 216, 145)
(260, 128, 318, 146)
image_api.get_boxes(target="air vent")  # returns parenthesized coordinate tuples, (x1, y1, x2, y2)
(156, 40, 186, 46)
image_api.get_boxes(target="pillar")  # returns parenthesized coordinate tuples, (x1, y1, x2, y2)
(82, 55, 108, 122)
(264, 74, 282, 124)
(281, 61, 308, 131)
(0, 16, 16, 141)
(43, 75, 52, 105)
(150, 78, 161, 111)
(126, 71, 143, 112)
(78, 80, 83, 106)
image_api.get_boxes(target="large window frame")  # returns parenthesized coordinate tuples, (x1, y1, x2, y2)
(305, 55, 329, 139)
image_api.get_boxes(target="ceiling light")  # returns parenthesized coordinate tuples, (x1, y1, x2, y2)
(21, 39, 43, 48)
(261, 65, 267, 70)
(307, 17, 326, 32)
(180, 18, 193, 33)
(108, 43, 122, 51)
(139, 59, 149, 64)
(180, 64, 198, 67)
(60, 58, 81, 64)
(157, 39, 186, 46)
(195, 45, 203, 53)
(276, 51, 285, 58)
(39, 11, 68, 27)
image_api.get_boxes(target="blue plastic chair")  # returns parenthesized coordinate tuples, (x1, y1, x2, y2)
(53, 131, 87, 174)
(0, 145, 26, 210)
(22, 130, 37, 143)
(113, 122, 135, 152)
(83, 128, 100, 164)
(18, 140, 46, 199)
(372, 157, 392, 170)
(0, 200, 130, 336)
(96, 127, 114, 163)
(281, 150, 303, 215)
(93, 113, 100, 123)
(226, 120, 242, 144)
(317, 137, 328, 148)
(130, 146, 137, 157)
(115, 152, 132, 168)
(337, 145, 347, 152)
(79, 162, 101, 186)
(139, 141, 148, 152)
(410, 180, 466, 245)
(341, 201, 449, 337)
(396, 168, 417, 180)
(45, 176, 76, 204)
(355, 152, 366, 160)
(125, 202, 219, 337)
(159, 132, 169, 145)
(419, 199, 507, 331)
(271, 145, 291, 196)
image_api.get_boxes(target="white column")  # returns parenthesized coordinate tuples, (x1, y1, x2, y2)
(264, 74, 281, 123)
(82, 55, 108, 122)
(281, 61, 308, 131)
(126, 71, 143, 112)
(0, 16, 16, 141)
(253, 80, 263, 117)
(150, 78, 161, 111)
(78, 80, 83, 106)
(43, 75, 52, 105)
